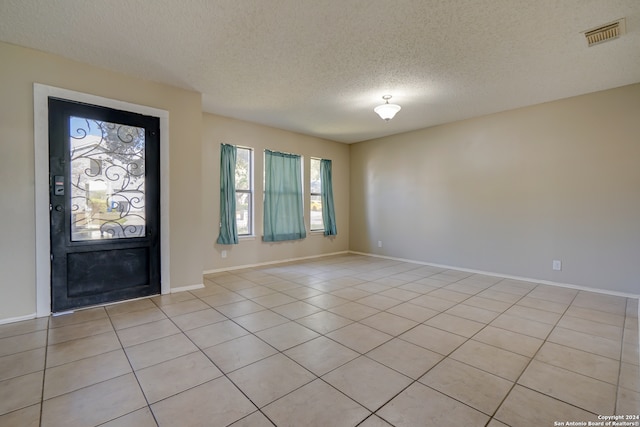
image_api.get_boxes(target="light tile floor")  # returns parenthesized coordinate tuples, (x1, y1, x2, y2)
(0, 254, 638, 426)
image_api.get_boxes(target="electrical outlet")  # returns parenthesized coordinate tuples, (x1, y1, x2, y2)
(221, 250, 227, 259)
(377, 241, 383, 248)
(552, 260, 561, 271)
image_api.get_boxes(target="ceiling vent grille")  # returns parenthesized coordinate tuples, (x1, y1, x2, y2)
(584, 19, 625, 47)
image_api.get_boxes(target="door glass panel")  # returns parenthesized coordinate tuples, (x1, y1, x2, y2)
(69, 116, 146, 241)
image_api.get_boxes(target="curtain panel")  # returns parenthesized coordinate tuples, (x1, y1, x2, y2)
(320, 159, 338, 236)
(216, 144, 238, 245)
(263, 150, 306, 242)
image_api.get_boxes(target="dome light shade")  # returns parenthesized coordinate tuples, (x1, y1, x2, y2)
(374, 95, 401, 121)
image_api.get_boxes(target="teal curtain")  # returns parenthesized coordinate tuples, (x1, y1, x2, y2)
(263, 150, 306, 242)
(217, 144, 238, 244)
(320, 159, 337, 236)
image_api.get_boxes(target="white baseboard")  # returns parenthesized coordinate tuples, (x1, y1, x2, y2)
(348, 251, 640, 299)
(202, 251, 349, 275)
(171, 283, 205, 293)
(0, 313, 37, 325)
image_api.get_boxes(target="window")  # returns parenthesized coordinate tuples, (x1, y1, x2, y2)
(235, 146, 253, 235)
(310, 158, 323, 231)
(217, 144, 252, 244)
(313, 158, 337, 236)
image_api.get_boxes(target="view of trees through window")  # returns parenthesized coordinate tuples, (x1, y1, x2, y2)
(235, 147, 252, 235)
(310, 158, 323, 231)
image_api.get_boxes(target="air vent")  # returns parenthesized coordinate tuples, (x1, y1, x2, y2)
(584, 18, 625, 47)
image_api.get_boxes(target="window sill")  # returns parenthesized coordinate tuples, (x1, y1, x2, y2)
(238, 235, 256, 241)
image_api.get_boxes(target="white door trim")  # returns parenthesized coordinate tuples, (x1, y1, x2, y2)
(33, 83, 171, 317)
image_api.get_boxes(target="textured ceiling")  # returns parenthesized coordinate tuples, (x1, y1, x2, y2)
(1, 0, 639, 143)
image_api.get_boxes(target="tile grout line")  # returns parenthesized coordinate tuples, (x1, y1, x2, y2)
(409, 276, 537, 427)
(38, 316, 50, 427)
(7, 255, 631, 426)
(169, 260, 636, 422)
(151, 289, 274, 425)
(103, 305, 160, 427)
(480, 284, 577, 426)
(485, 284, 578, 427)
(227, 270, 397, 425)
(326, 274, 531, 426)
(616, 296, 640, 413)
(210, 275, 376, 422)
(487, 288, 613, 424)
(615, 298, 628, 414)
(39, 309, 157, 425)
(356, 280, 516, 427)
(242, 270, 585, 425)
(206, 267, 432, 426)
(167, 277, 361, 426)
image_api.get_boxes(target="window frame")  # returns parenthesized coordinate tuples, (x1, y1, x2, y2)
(309, 157, 323, 232)
(235, 146, 253, 237)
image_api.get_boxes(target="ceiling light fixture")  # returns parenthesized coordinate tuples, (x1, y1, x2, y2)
(374, 95, 401, 121)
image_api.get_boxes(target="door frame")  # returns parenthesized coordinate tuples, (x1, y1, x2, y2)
(34, 83, 171, 317)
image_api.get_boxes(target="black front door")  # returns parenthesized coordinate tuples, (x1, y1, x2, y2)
(49, 98, 161, 312)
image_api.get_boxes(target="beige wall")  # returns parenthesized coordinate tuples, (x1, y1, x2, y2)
(350, 83, 640, 294)
(0, 42, 203, 321)
(202, 114, 350, 271)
